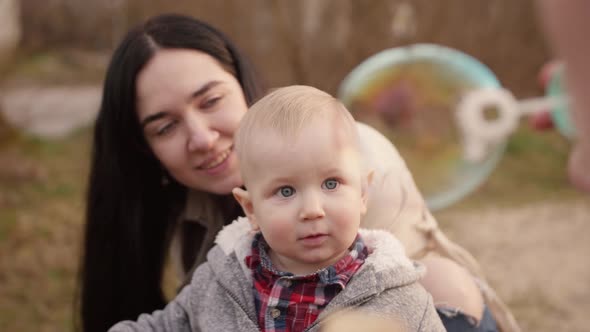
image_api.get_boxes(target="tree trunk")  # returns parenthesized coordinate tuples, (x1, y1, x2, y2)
(0, 0, 21, 66)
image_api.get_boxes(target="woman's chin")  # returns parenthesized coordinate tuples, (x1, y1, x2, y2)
(204, 175, 243, 195)
(178, 167, 243, 195)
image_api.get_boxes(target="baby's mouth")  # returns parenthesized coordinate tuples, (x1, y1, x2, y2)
(299, 233, 328, 247)
(303, 234, 325, 239)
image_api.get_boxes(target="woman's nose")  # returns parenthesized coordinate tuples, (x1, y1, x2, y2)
(186, 114, 220, 152)
(299, 192, 325, 221)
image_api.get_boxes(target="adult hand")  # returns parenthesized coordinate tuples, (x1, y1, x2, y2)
(538, 0, 590, 193)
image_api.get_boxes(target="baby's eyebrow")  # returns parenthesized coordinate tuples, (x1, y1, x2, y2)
(267, 177, 293, 186)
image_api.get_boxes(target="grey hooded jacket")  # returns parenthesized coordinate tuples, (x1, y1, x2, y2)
(110, 218, 445, 332)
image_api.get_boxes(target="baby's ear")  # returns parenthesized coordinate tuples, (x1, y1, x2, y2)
(360, 170, 374, 215)
(232, 187, 258, 229)
(365, 169, 374, 187)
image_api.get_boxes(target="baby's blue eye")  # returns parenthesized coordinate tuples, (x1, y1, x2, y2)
(279, 186, 295, 197)
(323, 179, 339, 190)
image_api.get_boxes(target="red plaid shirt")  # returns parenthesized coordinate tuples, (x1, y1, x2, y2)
(245, 233, 369, 332)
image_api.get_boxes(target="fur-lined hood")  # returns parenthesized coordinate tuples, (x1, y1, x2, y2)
(211, 217, 425, 291)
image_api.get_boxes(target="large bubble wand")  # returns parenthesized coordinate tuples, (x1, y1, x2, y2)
(339, 44, 574, 211)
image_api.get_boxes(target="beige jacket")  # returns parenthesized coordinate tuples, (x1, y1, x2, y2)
(171, 122, 520, 332)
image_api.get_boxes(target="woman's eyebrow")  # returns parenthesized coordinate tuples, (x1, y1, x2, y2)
(140, 81, 223, 129)
(141, 112, 168, 129)
(188, 80, 222, 102)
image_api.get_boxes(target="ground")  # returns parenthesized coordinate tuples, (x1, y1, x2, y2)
(439, 199, 590, 332)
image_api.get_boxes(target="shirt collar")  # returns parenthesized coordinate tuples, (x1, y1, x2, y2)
(247, 233, 368, 286)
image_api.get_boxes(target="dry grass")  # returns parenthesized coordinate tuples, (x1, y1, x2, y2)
(435, 128, 590, 332)
(0, 123, 587, 331)
(0, 129, 90, 331)
(438, 199, 590, 332)
(1, 2, 583, 330)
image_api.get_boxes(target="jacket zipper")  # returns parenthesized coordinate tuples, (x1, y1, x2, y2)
(219, 281, 375, 332)
(217, 281, 262, 332)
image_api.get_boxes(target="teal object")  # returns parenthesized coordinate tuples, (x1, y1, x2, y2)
(339, 44, 504, 211)
(547, 65, 576, 139)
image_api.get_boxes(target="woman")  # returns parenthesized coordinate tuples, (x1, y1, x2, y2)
(78, 13, 516, 332)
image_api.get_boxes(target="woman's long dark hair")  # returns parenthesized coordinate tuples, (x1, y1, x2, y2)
(77, 14, 262, 332)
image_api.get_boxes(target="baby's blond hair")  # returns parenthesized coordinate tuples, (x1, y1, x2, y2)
(235, 85, 358, 164)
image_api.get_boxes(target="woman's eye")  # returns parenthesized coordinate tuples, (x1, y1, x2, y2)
(322, 179, 339, 190)
(156, 121, 177, 136)
(202, 96, 222, 109)
(278, 186, 295, 198)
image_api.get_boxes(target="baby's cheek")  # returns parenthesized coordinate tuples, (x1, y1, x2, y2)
(268, 221, 293, 241)
(258, 209, 293, 241)
(263, 224, 293, 254)
(333, 207, 362, 234)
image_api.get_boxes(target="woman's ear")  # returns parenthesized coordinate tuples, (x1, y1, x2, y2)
(232, 187, 258, 229)
(360, 170, 374, 215)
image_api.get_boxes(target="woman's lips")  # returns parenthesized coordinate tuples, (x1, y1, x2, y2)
(196, 146, 233, 176)
(198, 147, 232, 169)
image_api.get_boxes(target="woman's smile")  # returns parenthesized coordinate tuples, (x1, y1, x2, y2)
(197, 146, 232, 169)
(196, 146, 234, 175)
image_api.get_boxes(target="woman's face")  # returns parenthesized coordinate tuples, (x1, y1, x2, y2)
(136, 49, 248, 194)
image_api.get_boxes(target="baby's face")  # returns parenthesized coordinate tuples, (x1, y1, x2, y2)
(237, 117, 366, 275)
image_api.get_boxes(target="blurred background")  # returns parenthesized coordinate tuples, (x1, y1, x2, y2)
(0, 0, 588, 331)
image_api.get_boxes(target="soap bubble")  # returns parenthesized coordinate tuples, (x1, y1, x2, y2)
(547, 64, 576, 139)
(339, 44, 504, 210)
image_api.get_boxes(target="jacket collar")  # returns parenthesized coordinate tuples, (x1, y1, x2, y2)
(211, 217, 423, 290)
(206, 218, 425, 325)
